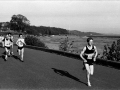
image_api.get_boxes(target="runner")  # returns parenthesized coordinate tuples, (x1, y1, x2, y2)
(2, 34, 12, 60)
(1, 35, 5, 47)
(8, 33, 14, 55)
(16, 34, 26, 62)
(80, 37, 98, 87)
(0, 35, 4, 47)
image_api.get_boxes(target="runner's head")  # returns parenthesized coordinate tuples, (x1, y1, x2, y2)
(87, 37, 93, 46)
(19, 34, 23, 38)
(8, 33, 11, 36)
(6, 33, 9, 39)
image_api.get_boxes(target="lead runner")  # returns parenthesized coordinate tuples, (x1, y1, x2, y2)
(80, 37, 98, 87)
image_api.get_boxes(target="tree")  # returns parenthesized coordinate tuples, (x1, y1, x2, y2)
(101, 39, 120, 61)
(10, 14, 30, 32)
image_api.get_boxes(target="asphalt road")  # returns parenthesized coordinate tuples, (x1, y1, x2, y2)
(0, 46, 120, 90)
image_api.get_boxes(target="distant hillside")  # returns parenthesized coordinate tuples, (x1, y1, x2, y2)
(69, 30, 103, 36)
(0, 22, 104, 36)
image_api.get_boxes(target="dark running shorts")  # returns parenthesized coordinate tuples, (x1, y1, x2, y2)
(85, 59, 94, 65)
(18, 46, 24, 50)
(5, 46, 11, 50)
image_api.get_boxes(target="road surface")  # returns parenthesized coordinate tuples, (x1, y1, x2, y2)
(0, 46, 120, 90)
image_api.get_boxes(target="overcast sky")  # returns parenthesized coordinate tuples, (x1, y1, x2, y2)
(0, 0, 120, 34)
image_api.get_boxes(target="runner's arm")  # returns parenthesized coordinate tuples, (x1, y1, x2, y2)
(16, 39, 19, 46)
(93, 46, 98, 61)
(11, 37, 14, 42)
(23, 39, 26, 45)
(10, 38, 13, 43)
(24, 40, 26, 45)
(2, 37, 5, 42)
(80, 47, 87, 62)
(2, 37, 5, 47)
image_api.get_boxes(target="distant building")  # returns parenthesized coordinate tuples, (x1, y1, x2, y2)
(51, 35, 55, 37)
(82, 36, 88, 38)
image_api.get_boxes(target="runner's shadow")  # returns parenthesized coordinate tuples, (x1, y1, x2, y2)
(12, 55, 20, 60)
(2, 51, 5, 55)
(0, 55, 4, 59)
(0, 45, 3, 48)
(0, 55, 6, 61)
(52, 68, 87, 86)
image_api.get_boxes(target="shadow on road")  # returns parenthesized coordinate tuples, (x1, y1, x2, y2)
(0, 55, 5, 60)
(52, 68, 87, 86)
(12, 55, 20, 60)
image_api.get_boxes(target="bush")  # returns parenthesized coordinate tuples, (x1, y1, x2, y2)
(59, 36, 74, 52)
(25, 35, 48, 48)
(101, 39, 120, 61)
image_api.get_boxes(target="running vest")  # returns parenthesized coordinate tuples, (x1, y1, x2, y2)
(0, 36, 4, 42)
(17, 38, 25, 47)
(84, 46, 95, 59)
(4, 38, 11, 47)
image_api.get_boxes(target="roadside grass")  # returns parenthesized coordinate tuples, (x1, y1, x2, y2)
(13, 35, 119, 58)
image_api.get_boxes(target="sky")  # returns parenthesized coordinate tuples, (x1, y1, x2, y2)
(0, 0, 120, 34)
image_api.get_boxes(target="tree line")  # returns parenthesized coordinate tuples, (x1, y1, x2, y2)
(0, 14, 68, 35)
(25, 26, 68, 35)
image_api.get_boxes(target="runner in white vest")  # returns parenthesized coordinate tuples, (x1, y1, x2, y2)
(1, 35, 5, 47)
(2, 34, 12, 60)
(16, 34, 26, 62)
(0, 35, 4, 47)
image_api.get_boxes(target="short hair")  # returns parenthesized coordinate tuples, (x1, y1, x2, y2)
(6, 33, 9, 35)
(19, 33, 22, 37)
(87, 37, 93, 42)
(8, 33, 11, 35)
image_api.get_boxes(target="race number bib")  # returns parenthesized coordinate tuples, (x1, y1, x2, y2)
(87, 54, 94, 59)
(19, 40, 23, 45)
(18, 40, 24, 47)
(5, 41, 11, 46)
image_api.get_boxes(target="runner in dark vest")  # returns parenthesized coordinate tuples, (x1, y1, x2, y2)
(80, 37, 98, 87)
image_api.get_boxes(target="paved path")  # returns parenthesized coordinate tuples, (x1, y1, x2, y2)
(0, 46, 120, 90)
